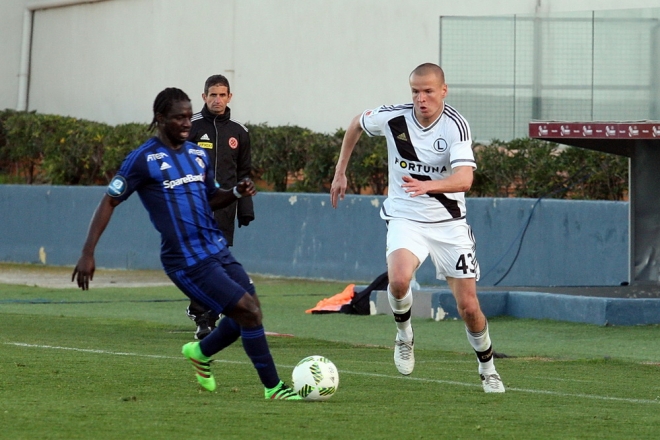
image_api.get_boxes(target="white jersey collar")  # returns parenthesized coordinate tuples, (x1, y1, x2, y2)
(411, 102, 445, 131)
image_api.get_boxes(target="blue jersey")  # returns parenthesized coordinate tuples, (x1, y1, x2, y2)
(106, 137, 226, 273)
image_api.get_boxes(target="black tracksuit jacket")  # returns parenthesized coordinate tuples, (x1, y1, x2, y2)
(188, 105, 254, 246)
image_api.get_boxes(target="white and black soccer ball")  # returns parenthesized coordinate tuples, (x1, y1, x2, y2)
(291, 355, 339, 401)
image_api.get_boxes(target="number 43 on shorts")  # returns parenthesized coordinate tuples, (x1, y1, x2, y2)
(455, 253, 477, 274)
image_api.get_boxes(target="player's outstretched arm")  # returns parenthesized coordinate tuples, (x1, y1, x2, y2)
(209, 178, 256, 211)
(330, 114, 363, 208)
(71, 194, 120, 290)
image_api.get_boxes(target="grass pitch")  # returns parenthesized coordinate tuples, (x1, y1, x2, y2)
(0, 265, 659, 439)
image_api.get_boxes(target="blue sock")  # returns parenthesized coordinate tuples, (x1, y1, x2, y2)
(199, 316, 240, 357)
(240, 325, 280, 389)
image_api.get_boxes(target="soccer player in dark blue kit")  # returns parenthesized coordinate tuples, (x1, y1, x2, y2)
(71, 87, 301, 400)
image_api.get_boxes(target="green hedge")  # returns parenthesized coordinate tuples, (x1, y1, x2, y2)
(471, 138, 628, 200)
(0, 110, 628, 200)
(0, 110, 150, 185)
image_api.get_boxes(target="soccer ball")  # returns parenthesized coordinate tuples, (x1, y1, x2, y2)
(291, 355, 339, 401)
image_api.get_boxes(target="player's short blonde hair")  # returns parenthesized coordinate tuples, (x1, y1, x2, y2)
(410, 63, 445, 84)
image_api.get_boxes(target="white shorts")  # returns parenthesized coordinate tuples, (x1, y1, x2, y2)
(386, 218, 480, 281)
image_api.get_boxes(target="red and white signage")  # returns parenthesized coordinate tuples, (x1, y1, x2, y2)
(529, 122, 660, 139)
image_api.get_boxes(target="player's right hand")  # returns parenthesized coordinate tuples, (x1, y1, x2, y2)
(71, 256, 95, 291)
(330, 173, 347, 209)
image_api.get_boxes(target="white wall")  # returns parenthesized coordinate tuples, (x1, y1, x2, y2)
(2, 0, 660, 133)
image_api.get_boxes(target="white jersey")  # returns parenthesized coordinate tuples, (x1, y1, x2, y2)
(360, 103, 475, 223)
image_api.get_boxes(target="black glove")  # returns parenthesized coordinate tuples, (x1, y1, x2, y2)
(238, 214, 254, 228)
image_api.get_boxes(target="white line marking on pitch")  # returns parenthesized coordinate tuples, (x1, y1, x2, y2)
(6, 342, 659, 405)
(6, 342, 244, 365)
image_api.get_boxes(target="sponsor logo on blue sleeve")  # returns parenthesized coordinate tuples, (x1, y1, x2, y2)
(107, 176, 127, 197)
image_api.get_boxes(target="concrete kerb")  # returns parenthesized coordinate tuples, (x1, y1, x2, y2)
(365, 287, 660, 326)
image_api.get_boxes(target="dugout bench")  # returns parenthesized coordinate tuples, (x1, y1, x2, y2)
(529, 121, 660, 285)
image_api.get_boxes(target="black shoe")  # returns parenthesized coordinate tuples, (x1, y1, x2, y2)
(194, 313, 212, 340)
(194, 323, 212, 340)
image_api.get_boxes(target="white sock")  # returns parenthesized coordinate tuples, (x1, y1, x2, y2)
(466, 323, 496, 374)
(388, 286, 413, 341)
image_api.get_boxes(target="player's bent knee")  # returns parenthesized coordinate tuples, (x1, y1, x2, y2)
(388, 278, 411, 296)
(457, 301, 482, 319)
(226, 293, 263, 327)
(229, 307, 262, 328)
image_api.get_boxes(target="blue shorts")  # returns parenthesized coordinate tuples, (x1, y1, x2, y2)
(167, 248, 255, 315)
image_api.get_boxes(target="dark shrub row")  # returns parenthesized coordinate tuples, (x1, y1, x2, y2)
(0, 109, 627, 199)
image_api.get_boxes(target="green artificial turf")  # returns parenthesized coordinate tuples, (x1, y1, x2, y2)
(0, 265, 658, 439)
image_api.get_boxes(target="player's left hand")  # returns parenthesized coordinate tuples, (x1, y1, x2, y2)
(236, 178, 256, 198)
(402, 175, 428, 197)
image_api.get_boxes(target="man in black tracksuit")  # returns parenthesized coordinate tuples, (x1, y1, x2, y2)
(185, 74, 255, 339)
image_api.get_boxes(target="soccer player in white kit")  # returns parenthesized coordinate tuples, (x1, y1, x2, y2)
(330, 63, 505, 393)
